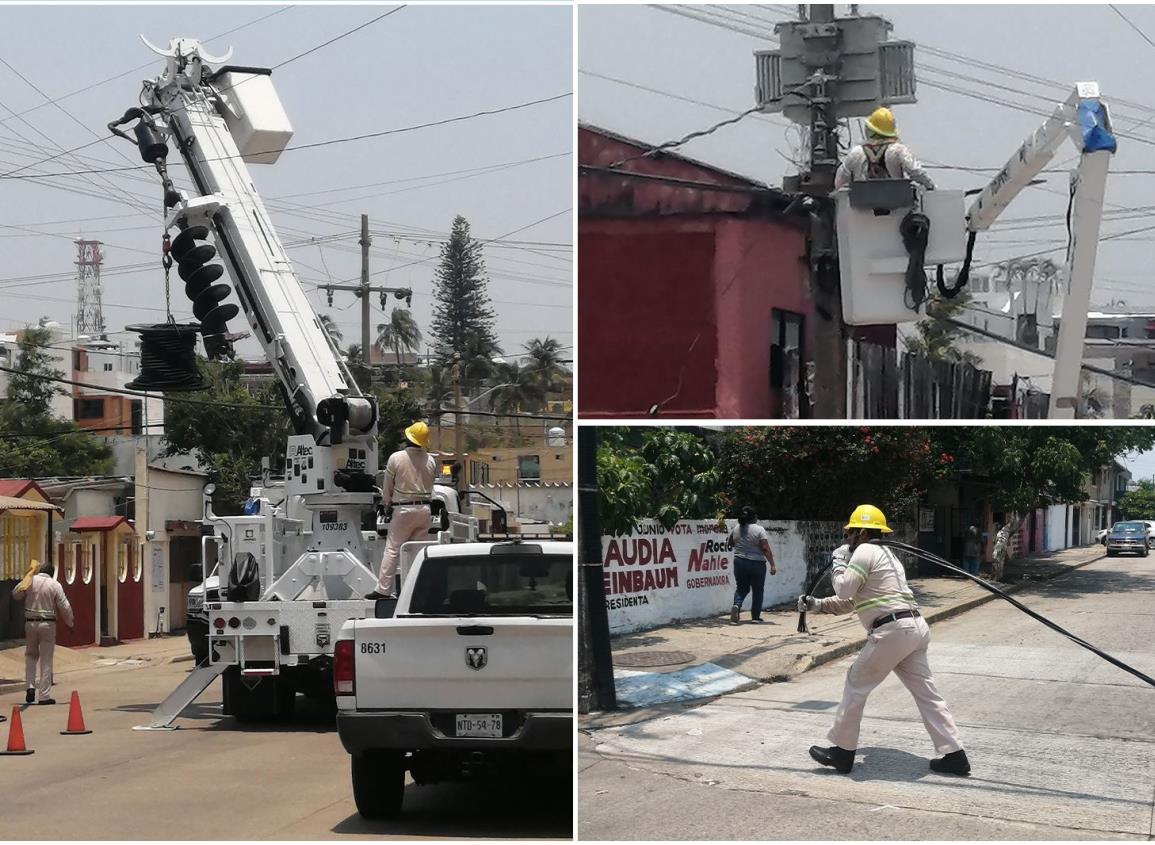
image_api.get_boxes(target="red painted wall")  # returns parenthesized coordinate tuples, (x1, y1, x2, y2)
(712, 217, 811, 419)
(117, 542, 144, 640)
(58, 544, 96, 648)
(579, 221, 719, 416)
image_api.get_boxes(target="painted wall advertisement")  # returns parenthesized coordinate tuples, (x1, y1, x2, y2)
(601, 519, 809, 634)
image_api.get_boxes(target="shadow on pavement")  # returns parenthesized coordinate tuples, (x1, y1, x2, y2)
(331, 773, 573, 839)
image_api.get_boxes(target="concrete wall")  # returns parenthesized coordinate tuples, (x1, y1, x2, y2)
(473, 483, 572, 529)
(139, 467, 206, 634)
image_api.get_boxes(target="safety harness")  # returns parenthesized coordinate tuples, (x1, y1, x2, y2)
(798, 539, 1155, 689)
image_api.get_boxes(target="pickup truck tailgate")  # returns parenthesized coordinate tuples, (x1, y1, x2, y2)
(353, 616, 572, 710)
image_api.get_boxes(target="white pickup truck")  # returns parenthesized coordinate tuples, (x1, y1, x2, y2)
(334, 539, 574, 819)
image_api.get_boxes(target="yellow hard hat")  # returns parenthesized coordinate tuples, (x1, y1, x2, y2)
(865, 107, 897, 139)
(404, 420, 430, 449)
(845, 504, 893, 533)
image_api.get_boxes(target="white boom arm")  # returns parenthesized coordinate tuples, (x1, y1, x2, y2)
(120, 38, 378, 474)
(964, 83, 1116, 418)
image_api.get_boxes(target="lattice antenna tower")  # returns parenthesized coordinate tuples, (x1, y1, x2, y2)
(74, 239, 106, 336)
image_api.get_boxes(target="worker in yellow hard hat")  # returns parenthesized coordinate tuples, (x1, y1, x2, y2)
(834, 107, 936, 191)
(797, 504, 970, 777)
(368, 420, 436, 599)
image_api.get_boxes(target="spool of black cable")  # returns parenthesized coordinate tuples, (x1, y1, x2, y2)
(125, 323, 205, 392)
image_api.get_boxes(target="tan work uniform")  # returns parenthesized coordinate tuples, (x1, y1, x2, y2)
(376, 445, 436, 595)
(817, 543, 963, 755)
(13, 572, 74, 701)
(834, 141, 936, 190)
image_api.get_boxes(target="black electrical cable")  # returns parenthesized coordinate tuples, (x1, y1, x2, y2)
(938, 231, 977, 299)
(797, 562, 834, 634)
(874, 538, 1155, 689)
(899, 210, 931, 310)
(125, 323, 205, 392)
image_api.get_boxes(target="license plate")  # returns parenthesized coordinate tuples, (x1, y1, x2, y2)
(456, 713, 502, 738)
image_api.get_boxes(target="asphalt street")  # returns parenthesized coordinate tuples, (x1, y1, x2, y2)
(580, 554, 1155, 840)
(0, 641, 571, 840)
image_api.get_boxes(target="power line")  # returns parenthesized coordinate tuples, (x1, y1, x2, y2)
(4, 93, 573, 181)
(1110, 5, 1155, 52)
(273, 6, 405, 69)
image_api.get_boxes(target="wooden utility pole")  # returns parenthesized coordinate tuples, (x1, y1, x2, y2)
(315, 214, 414, 385)
(578, 426, 616, 712)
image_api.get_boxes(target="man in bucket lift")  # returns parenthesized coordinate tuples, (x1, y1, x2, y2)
(798, 504, 970, 776)
(834, 107, 936, 191)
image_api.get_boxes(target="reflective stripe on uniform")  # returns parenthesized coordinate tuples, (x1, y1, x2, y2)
(855, 592, 916, 612)
(846, 562, 868, 579)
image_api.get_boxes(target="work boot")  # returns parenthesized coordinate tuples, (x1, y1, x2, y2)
(929, 749, 971, 776)
(364, 590, 390, 600)
(25, 688, 33, 704)
(809, 745, 855, 774)
(729, 605, 740, 624)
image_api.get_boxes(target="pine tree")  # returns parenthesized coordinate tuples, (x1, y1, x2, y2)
(429, 216, 500, 367)
(7, 326, 65, 416)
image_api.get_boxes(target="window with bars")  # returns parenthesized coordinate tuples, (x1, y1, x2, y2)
(0, 515, 32, 580)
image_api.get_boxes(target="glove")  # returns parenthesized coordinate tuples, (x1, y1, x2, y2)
(797, 595, 821, 613)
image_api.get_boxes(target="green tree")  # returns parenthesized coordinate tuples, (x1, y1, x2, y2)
(429, 216, 499, 367)
(7, 326, 65, 416)
(903, 290, 982, 366)
(372, 385, 425, 467)
(487, 360, 542, 439)
(1118, 479, 1155, 521)
(717, 426, 948, 524)
(934, 426, 1155, 577)
(375, 307, 422, 374)
(162, 360, 289, 513)
(0, 326, 112, 476)
(522, 336, 568, 404)
(596, 428, 722, 535)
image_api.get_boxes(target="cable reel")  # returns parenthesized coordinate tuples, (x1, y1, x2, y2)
(125, 323, 205, 392)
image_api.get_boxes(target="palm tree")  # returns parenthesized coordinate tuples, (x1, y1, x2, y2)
(375, 308, 423, 377)
(345, 343, 363, 365)
(459, 331, 504, 396)
(318, 313, 343, 345)
(423, 364, 454, 449)
(487, 361, 542, 439)
(522, 336, 568, 405)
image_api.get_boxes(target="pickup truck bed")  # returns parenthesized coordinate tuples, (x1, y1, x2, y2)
(334, 540, 574, 819)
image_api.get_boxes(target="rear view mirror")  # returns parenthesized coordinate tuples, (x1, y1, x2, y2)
(374, 597, 397, 619)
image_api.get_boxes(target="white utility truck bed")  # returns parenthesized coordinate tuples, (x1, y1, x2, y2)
(335, 540, 573, 819)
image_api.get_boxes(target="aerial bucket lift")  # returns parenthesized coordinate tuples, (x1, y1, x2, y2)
(833, 83, 1115, 417)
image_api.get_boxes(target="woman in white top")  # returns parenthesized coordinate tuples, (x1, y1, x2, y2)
(729, 506, 777, 624)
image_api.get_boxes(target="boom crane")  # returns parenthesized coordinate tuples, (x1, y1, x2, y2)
(961, 82, 1116, 418)
(114, 38, 476, 729)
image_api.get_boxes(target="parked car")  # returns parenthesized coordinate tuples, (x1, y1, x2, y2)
(1097, 527, 1110, 545)
(1105, 521, 1150, 557)
(1142, 521, 1155, 548)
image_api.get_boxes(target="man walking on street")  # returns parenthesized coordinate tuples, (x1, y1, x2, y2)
(367, 420, 436, 600)
(13, 559, 74, 705)
(798, 505, 970, 776)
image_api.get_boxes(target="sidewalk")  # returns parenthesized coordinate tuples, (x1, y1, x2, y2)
(590, 544, 1106, 722)
(0, 634, 193, 694)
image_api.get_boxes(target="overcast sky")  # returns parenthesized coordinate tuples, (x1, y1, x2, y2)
(579, 3, 1155, 310)
(0, 4, 572, 361)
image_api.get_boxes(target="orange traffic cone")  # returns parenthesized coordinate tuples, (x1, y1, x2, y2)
(60, 691, 92, 736)
(0, 705, 33, 755)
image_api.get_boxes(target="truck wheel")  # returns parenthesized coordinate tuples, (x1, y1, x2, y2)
(351, 751, 405, 820)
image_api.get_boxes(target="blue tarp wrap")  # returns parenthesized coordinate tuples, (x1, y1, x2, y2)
(1078, 101, 1117, 154)
(612, 662, 756, 708)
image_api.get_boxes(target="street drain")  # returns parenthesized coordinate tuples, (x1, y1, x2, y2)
(613, 650, 695, 668)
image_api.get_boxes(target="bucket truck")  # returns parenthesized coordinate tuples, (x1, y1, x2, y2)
(835, 82, 1116, 418)
(115, 38, 478, 728)
(962, 82, 1116, 418)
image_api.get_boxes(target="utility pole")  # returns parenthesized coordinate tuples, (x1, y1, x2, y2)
(315, 214, 414, 385)
(756, 6, 916, 419)
(578, 426, 616, 712)
(360, 214, 371, 370)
